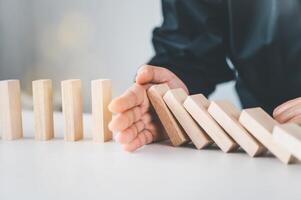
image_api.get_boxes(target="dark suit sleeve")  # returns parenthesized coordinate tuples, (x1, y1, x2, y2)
(148, 0, 234, 96)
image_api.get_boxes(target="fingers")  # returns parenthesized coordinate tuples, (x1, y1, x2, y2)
(136, 65, 173, 85)
(136, 65, 189, 94)
(116, 113, 153, 144)
(116, 112, 161, 152)
(274, 104, 301, 123)
(109, 106, 142, 132)
(273, 97, 301, 117)
(109, 84, 146, 113)
(122, 130, 154, 152)
(116, 120, 145, 144)
(287, 115, 301, 126)
(144, 120, 162, 142)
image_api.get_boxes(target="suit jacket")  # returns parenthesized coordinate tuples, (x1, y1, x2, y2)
(149, 0, 301, 113)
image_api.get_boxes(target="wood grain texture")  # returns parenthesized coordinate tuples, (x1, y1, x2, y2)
(208, 100, 266, 156)
(61, 79, 83, 141)
(147, 84, 189, 146)
(184, 95, 237, 153)
(163, 89, 212, 149)
(33, 79, 54, 140)
(0, 80, 23, 140)
(91, 79, 112, 142)
(239, 107, 295, 164)
(273, 123, 301, 160)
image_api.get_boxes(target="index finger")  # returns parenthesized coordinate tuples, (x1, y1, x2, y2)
(135, 65, 173, 85)
(273, 97, 301, 117)
(109, 84, 146, 113)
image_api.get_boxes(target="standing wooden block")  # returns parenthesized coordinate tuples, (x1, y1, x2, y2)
(91, 79, 112, 142)
(163, 88, 212, 149)
(61, 79, 83, 141)
(147, 84, 189, 146)
(239, 107, 295, 164)
(273, 123, 301, 160)
(0, 80, 23, 140)
(208, 100, 266, 156)
(184, 95, 237, 153)
(32, 79, 54, 140)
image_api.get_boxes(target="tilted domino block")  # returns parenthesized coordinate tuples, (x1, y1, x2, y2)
(273, 123, 301, 160)
(0, 80, 23, 140)
(32, 79, 54, 140)
(163, 89, 212, 149)
(184, 94, 237, 153)
(239, 107, 295, 164)
(147, 84, 189, 146)
(91, 79, 112, 142)
(208, 100, 266, 156)
(61, 79, 83, 141)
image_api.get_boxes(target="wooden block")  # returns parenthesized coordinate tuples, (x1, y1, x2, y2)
(184, 95, 237, 152)
(0, 80, 23, 140)
(61, 79, 83, 141)
(163, 88, 212, 149)
(32, 79, 54, 140)
(239, 107, 295, 164)
(91, 79, 112, 142)
(147, 84, 189, 146)
(208, 100, 266, 156)
(273, 123, 301, 160)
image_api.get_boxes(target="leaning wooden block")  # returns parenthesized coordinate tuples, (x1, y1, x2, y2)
(163, 89, 212, 149)
(147, 84, 189, 146)
(239, 107, 295, 164)
(208, 100, 266, 156)
(0, 80, 23, 140)
(61, 79, 83, 141)
(32, 79, 54, 140)
(184, 95, 237, 153)
(273, 123, 301, 160)
(91, 79, 112, 142)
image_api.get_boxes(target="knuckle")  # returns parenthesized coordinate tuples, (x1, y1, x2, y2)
(142, 65, 153, 72)
(133, 107, 141, 121)
(144, 131, 153, 144)
(138, 133, 147, 145)
(135, 120, 145, 133)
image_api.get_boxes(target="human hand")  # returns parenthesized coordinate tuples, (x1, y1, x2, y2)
(108, 65, 188, 152)
(273, 97, 301, 125)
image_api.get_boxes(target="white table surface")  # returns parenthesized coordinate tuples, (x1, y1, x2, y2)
(0, 110, 301, 200)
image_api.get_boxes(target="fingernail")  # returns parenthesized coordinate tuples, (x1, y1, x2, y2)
(108, 121, 114, 132)
(273, 107, 280, 116)
(137, 65, 147, 75)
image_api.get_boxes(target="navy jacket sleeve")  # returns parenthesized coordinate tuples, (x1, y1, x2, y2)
(148, 0, 234, 96)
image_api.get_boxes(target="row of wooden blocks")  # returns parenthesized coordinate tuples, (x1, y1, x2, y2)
(148, 84, 301, 164)
(0, 79, 112, 142)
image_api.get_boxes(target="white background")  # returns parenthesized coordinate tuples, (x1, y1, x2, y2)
(1, 111, 301, 200)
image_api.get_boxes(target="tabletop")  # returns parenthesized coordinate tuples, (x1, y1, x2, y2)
(0, 111, 301, 200)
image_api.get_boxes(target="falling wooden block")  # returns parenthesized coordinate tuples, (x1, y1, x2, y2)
(32, 79, 54, 140)
(61, 79, 83, 141)
(273, 123, 301, 160)
(163, 88, 212, 149)
(91, 79, 112, 142)
(147, 84, 189, 146)
(239, 107, 295, 164)
(0, 80, 23, 140)
(208, 100, 266, 156)
(184, 95, 237, 152)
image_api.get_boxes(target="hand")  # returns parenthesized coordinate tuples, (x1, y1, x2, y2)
(273, 97, 301, 125)
(108, 65, 188, 152)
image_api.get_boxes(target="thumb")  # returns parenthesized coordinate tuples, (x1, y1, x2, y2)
(135, 65, 173, 85)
